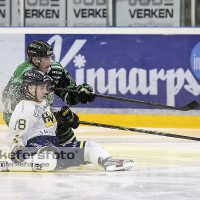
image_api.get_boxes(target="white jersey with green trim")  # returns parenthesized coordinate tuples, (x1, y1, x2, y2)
(7, 100, 57, 151)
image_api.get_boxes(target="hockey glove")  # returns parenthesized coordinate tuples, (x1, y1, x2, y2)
(77, 84, 95, 104)
(56, 106, 79, 129)
(64, 86, 80, 106)
(11, 146, 31, 163)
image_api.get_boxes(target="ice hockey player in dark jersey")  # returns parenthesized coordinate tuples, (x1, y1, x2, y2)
(2, 40, 95, 145)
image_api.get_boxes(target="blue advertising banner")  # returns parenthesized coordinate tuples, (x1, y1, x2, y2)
(25, 34, 200, 109)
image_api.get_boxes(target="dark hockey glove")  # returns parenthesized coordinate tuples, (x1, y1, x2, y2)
(56, 106, 79, 129)
(77, 84, 95, 104)
(11, 146, 31, 163)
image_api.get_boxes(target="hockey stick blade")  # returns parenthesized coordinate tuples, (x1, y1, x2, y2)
(79, 121, 200, 142)
(53, 88, 200, 111)
(179, 100, 200, 111)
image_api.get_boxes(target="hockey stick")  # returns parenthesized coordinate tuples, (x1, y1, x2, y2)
(53, 88, 200, 111)
(78, 121, 200, 142)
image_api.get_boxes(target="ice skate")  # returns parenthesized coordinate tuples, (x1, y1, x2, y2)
(0, 161, 9, 172)
(98, 157, 134, 172)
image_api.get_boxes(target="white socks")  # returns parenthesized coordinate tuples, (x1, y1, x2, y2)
(84, 141, 111, 167)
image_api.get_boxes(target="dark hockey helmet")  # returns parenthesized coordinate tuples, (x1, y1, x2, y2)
(22, 69, 53, 101)
(27, 40, 55, 60)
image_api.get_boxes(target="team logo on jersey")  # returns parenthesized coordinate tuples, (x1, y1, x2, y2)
(33, 105, 48, 119)
(42, 111, 56, 127)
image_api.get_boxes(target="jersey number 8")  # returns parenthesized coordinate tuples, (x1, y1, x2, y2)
(14, 119, 26, 130)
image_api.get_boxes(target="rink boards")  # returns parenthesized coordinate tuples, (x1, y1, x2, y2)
(0, 28, 200, 129)
(1, 112, 200, 129)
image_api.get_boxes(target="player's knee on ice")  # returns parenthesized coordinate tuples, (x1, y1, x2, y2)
(84, 141, 111, 167)
(32, 151, 57, 172)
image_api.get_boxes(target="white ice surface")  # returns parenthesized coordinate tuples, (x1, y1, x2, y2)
(0, 125, 199, 200)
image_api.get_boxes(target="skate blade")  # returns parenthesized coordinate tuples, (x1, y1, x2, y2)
(105, 161, 134, 172)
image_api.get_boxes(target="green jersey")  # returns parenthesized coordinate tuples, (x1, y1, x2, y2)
(2, 61, 35, 120)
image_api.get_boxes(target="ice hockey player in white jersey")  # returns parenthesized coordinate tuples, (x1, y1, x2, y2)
(2, 40, 95, 146)
(0, 69, 134, 172)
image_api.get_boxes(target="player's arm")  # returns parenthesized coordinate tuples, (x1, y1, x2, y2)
(2, 62, 35, 125)
(7, 103, 36, 162)
(54, 106, 79, 144)
(50, 64, 95, 105)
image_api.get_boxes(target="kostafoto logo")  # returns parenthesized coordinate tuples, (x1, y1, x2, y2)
(190, 42, 200, 80)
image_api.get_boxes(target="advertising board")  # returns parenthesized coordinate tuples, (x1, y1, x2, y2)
(67, 0, 107, 26)
(116, 0, 180, 26)
(0, 0, 181, 27)
(1, 28, 200, 127)
(11, 0, 66, 26)
(24, 33, 200, 109)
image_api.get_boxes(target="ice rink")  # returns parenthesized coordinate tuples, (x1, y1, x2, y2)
(0, 125, 200, 200)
